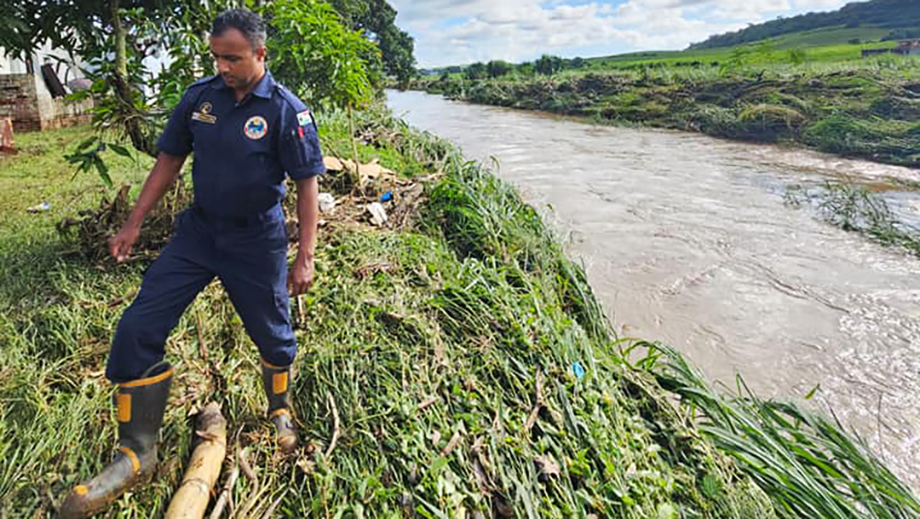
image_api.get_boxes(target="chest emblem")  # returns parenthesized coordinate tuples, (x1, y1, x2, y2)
(244, 116, 268, 140)
(191, 102, 217, 124)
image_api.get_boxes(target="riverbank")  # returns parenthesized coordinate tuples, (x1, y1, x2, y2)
(1, 111, 917, 517)
(410, 58, 920, 169)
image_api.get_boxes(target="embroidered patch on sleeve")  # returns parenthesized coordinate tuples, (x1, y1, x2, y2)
(296, 110, 313, 127)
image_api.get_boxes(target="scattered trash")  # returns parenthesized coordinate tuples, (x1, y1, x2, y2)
(318, 193, 337, 213)
(27, 202, 51, 213)
(367, 202, 388, 226)
(322, 156, 398, 186)
(572, 362, 586, 380)
(380, 190, 393, 203)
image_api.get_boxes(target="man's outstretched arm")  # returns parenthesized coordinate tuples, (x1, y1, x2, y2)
(109, 152, 187, 263)
(288, 175, 318, 296)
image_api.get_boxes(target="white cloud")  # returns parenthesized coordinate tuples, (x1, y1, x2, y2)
(390, 0, 851, 68)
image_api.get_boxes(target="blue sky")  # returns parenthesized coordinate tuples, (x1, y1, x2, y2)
(388, 0, 852, 68)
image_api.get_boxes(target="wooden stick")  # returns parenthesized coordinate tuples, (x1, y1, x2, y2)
(165, 403, 227, 519)
(260, 490, 288, 519)
(207, 459, 239, 519)
(325, 393, 341, 460)
(237, 447, 262, 519)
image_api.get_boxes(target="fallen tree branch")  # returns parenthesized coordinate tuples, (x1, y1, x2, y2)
(165, 402, 227, 519)
(237, 447, 263, 519)
(207, 452, 240, 519)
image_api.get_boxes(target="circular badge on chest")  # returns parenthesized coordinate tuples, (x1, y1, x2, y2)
(244, 116, 268, 140)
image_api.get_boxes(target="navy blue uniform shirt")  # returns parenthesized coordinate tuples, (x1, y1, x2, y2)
(158, 71, 325, 219)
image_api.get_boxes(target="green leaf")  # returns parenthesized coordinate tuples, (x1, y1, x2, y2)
(429, 455, 448, 475)
(657, 503, 678, 519)
(804, 384, 820, 400)
(76, 136, 97, 152)
(93, 156, 113, 188)
(109, 143, 133, 159)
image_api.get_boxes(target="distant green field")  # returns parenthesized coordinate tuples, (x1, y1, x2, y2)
(768, 25, 895, 49)
(584, 25, 913, 70)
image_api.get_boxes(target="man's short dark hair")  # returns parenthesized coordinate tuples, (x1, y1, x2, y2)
(211, 9, 267, 49)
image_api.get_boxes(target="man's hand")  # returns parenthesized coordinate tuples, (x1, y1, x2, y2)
(288, 254, 315, 296)
(109, 222, 141, 263)
(107, 152, 187, 264)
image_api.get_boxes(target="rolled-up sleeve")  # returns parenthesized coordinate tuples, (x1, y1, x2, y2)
(278, 104, 325, 181)
(157, 89, 197, 156)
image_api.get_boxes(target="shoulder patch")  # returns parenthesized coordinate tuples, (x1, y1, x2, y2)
(296, 110, 313, 127)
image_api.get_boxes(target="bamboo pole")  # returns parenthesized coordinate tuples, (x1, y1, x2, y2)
(165, 403, 227, 519)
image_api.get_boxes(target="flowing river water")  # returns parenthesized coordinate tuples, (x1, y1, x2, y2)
(386, 90, 920, 490)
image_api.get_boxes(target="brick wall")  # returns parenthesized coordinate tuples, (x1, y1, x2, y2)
(0, 73, 93, 132)
(36, 94, 93, 130)
(0, 74, 41, 132)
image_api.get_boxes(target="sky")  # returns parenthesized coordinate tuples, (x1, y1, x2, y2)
(388, 0, 853, 68)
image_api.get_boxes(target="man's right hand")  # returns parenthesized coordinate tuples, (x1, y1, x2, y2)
(109, 222, 141, 263)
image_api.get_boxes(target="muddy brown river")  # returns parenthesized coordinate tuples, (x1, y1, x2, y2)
(387, 89, 920, 490)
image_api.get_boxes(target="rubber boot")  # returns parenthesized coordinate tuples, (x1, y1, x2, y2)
(60, 364, 173, 519)
(261, 359, 298, 453)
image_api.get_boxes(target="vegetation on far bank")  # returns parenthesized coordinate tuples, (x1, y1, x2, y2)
(411, 55, 920, 169)
(2, 111, 919, 517)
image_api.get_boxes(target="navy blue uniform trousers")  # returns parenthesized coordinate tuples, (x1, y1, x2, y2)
(106, 204, 296, 383)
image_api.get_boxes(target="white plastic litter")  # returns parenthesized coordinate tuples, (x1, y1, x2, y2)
(318, 193, 337, 213)
(27, 202, 50, 213)
(367, 202, 388, 226)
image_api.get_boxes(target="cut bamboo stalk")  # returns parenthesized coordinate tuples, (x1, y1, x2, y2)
(165, 402, 227, 519)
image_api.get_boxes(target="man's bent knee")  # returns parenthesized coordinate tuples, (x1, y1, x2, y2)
(106, 308, 169, 383)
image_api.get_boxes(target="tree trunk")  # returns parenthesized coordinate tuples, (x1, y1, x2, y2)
(347, 103, 361, 187)
(110, 0, 156, 157)
(112, 0, 127, 79)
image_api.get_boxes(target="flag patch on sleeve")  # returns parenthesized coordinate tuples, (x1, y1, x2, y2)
(296, 110, 313, 127)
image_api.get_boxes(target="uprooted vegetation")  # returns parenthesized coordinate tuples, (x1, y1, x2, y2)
(0, 109, 918, 518)
(415, 59, 920, 168)
(785, 180, 920, 258)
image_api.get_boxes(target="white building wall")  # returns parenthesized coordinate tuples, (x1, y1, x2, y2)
(0, 41, 87, 99)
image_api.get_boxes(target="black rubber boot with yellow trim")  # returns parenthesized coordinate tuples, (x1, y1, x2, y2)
(260, 359, 298, 454)
(60, 364, 173, 519)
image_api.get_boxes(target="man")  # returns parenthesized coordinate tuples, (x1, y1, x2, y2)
(61, 9, 324, 518)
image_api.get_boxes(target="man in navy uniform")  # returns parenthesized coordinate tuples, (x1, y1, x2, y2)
(62, 9, 324, 517)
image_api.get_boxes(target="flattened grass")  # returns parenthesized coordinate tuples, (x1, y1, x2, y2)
(0, 112, 916, 517)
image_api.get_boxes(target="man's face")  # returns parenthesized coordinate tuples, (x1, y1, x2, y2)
(209, 28, 266, 91)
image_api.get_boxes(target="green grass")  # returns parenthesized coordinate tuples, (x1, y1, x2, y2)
(1, 114, 917, 517)
(582, 25, 910, 69)
(647, 345, 920, 519)
(767, 26, 897, 49)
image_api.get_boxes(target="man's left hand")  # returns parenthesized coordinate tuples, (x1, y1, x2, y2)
(288, 254, 315, 296)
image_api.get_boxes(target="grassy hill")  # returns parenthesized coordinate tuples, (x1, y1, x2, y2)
(691, 0, 920, 49)
(766, 25, 891, 48)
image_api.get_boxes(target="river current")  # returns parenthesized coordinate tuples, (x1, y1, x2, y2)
(387, 90, 920, 490)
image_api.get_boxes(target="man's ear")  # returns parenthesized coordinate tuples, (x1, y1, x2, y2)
(255, 45, 267, 62)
